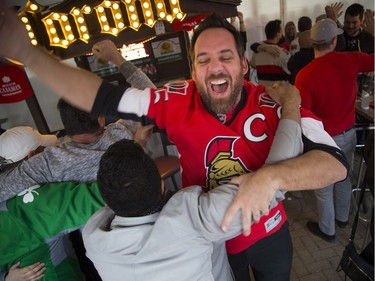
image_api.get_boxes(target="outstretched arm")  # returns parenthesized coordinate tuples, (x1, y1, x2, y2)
(0, 6, 101, 112)
(221, 82, 347, 235)
(221, 82, 304, 235)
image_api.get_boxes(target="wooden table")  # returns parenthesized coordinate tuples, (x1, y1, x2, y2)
(355, 100, 374, 123)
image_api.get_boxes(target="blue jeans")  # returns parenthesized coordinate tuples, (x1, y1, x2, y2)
(314, 128, 356, 235)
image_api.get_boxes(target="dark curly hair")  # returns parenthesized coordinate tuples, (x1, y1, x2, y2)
(57, 98, 100, 136)
(97, 139, 162, 217)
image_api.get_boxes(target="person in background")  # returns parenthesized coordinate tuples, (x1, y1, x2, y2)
(342, 3, 374, 53)
(287, 30, 314, 84)
(231, 11, 250, 81)
(289, 16, 313, 55)
(295, 18, 374, 242)
(0, 99, 153, 202)
(280, 21, 297, 51)
(1, 180, 105, 281)
(0, 9, 349, 281)
(250, 19, 291, 86)
(0, 126, 57, 173)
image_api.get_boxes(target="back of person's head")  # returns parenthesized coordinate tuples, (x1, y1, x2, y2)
(345, 3, 364, 19)
(298, 16, 312, 32)
(298, 30, 312, 48)
(190, 13, 244, 62)
(310, 18, 343, 50)
(97, 139, 162, 217)
(57, 98, 100, 136)
(0, 126, 57, 170)
(265, 19, 282, 40)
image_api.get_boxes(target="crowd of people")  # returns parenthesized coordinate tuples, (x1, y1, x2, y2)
(0, 1, 373, 281)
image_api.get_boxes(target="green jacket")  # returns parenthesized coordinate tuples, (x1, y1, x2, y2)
(0, 181, 105, 280)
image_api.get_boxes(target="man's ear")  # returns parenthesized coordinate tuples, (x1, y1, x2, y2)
(98, 115, 106, 128)
(242, 56, 249, 75)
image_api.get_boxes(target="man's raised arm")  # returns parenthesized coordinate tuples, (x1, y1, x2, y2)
(0, 6, 101, 112)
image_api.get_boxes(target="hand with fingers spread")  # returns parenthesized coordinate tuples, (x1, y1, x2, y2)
(5, 262, 46, 281)
(363, 9, 374, 36)
(221, 168, 276, 236)
(325, 2, 344, 22)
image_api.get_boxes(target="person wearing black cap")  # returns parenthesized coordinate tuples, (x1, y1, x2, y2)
(295, 18, 374, 242)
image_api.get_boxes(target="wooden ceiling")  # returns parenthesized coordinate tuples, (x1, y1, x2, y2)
(16, 0, 241, 59)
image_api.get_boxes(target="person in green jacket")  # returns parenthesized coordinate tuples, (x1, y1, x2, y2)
(0, 181, 105, 281)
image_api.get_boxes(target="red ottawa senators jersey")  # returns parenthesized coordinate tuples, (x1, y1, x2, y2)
(120, 79, 334, 254)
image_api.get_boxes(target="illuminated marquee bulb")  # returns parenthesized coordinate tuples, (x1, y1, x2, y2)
(30, 4, 38, 11)
(140, 0, 155, 28)
(43, 11, 76, 48)
(95, 1, 127, 34)
(155, 0, 186, 23)
(20, 0, 187, 49)
(70, 6, 91, 43)
(122, 0, 140, 31)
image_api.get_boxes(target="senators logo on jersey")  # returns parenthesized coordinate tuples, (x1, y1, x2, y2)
(205, 137, 250, 191)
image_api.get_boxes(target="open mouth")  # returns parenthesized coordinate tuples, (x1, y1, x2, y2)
(209, 79, 228, 94)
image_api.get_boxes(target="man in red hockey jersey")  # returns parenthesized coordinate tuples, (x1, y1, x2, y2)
(0, 8, 347, 281)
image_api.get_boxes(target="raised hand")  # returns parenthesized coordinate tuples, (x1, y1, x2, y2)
(92, 39, 125, 66)
(363, 9, 374, 36)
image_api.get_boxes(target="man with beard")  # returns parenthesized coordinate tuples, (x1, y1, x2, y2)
(0, 9, 348, 281)
(342, 3, 374, 53)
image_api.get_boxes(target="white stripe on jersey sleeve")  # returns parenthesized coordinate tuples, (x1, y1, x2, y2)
(301, 117, 339, 148)
(117, 87, 151, 117)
